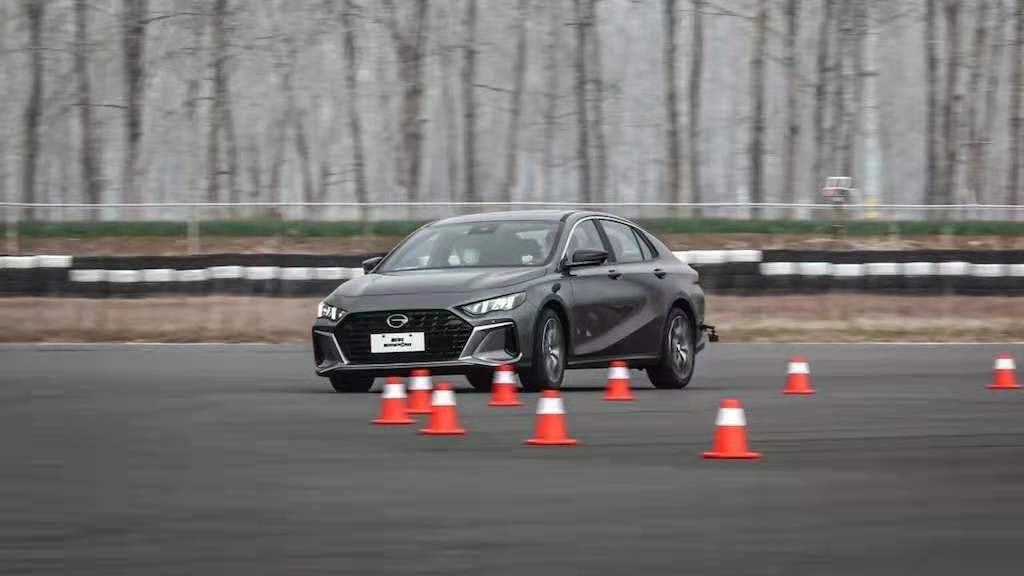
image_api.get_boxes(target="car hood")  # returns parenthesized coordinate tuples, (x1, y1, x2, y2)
(336, 267, 547, 298)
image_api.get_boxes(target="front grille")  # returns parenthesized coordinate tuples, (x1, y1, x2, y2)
(335, 310, 473, 364)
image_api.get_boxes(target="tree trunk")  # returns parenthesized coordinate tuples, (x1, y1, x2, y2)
(1010, 0, 1024, 206)
(22, 0, 45, 219)
(925, 0, 942, 204)
(980, 0, 1007, 205)
(207, 0, 226, 205)
(574, 0, 591, 203)
(942, 0, 962, 207)
(75, 0, 102, 210)
(587, 0, 607, 202)
(966, 0, 991, 204)
(437, 2, 460, 204)
(122, 0, 148, 208)
(662, 0, 679, 207)
(342, 0, 369, 220)
(383, 0, 429, 204)
(689, 0, 705, 216)
(862, 0, 884, 205)
(782, 0, 799, 214)
(749, 0, 768, 218)
(541, 0, 562, 201)
(812, 0, 835, 207)
(463, 0, 478, 204)
(502, 0, 530, 204)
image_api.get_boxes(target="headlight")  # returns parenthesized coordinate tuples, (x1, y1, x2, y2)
(317, 301, 345, 321)
(461, 292, 526, 316)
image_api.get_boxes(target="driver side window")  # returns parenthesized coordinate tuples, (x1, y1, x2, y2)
(567, 220, 605, 256)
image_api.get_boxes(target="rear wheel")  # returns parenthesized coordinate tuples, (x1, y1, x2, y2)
(328, 373, 375, 393)
(647, 307, 696, 390)
(519, 308, 565, 391)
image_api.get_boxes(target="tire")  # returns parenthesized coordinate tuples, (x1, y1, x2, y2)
(466, 370, 493, 392)
(647, 307, 696, 390)
(519, 307, 566, 392)
(328, 373, 375, 393)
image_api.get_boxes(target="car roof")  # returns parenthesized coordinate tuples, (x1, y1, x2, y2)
(428, 209, 627, 226)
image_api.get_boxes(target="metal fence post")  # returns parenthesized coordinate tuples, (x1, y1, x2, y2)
(187, 205, 200, 255)
(4, 204, 17, 254)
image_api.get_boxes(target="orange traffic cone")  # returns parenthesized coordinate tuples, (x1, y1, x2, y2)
(372, 376, 415, 425)
(782, 356, 815, 395)
(603, 360, 635, 401)
(702, 399, 761, 459)
(488, 364, 523, 407)
(407, 368, 433, 414)
(988, 354, 1020, 390)
(419, 382, 466, 435)
(525, 390, 578, 446)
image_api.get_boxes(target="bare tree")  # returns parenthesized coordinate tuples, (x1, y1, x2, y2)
(342, 0, 369, 220)
(1010, 0, 1024, 205)
(966, 0, 991, 203)
(925, 0, 942, 204)
(502, 0, 530, 203)
(663, 0, 680, 206)
(75, 0, 102, 209)
(689, 0, 705, 215)
(749, 0, 768, 217)
(122, 0, 148, 205)
(812, 0, 835, 205)
(384, 0, 430, 202)
(782, 0, 799, 214)
(22, 0, 45, 219)
(942, 0, 962, 206)
(980, 0, 1008, 204)
(588, 0, 607, 201)
(574, 0, 591, 203)
(205, 0, 240, 210)
(462, 0, 477, 204)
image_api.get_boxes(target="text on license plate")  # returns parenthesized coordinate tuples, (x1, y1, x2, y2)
(370, 332, 426, 353)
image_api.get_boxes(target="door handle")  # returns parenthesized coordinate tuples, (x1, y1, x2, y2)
(653, 268, 667, 278)
(607, 269, 622, 280)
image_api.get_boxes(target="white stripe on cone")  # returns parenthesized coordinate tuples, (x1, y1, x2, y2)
(715, 407, 747, 427)
(432, 389, 456, 406)
(381, 383, 407, 399)
(787, 362, 810, 375)
(408, 376, 432, 390)
(536, 397, 565, 415)
(608, 366, 630, 379)
(494, 371, 517, 384)
(996, 357, 1016, 370)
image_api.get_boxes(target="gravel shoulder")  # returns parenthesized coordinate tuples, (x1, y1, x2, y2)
(5, 294, 1023, 342)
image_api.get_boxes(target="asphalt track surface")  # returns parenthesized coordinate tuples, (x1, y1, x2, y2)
(4, 343, 1024, 575)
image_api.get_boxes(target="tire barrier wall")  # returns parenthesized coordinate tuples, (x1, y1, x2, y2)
(3, 250, 1024, 297)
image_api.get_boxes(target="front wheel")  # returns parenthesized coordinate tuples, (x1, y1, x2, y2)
(328, 373, 375, 393)
(647, 308, 696, 390)
(519, 308, 566, 391)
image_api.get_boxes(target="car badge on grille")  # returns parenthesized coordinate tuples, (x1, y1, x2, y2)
(387, 314, 410, 329)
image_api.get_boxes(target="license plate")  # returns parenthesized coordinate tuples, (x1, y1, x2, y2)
(370, 332, 425, 353)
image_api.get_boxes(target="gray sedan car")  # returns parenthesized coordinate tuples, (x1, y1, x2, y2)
(312, 210, 712, 392)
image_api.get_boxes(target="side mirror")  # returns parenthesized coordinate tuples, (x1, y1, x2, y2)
(563, 249, 608, 270)
(361, 256, 383, 274)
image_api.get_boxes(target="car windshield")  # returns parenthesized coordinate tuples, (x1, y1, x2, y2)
(379, 220, 561, 272)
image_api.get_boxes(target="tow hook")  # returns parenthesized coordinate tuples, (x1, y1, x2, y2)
(701, 323, 719, 343)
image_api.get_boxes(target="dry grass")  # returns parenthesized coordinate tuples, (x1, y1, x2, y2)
(3, 295, 1023, 343)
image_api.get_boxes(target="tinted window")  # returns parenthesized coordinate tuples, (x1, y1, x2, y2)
(380, 221, 560, 271)
(600, 220, 644, 263)
(566, 220, 605, 256)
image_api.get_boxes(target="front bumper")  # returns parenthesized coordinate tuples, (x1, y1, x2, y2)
(313, 315, 523, 377)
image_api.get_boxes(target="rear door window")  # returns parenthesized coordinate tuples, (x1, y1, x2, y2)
(599, 220, 645, 264)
